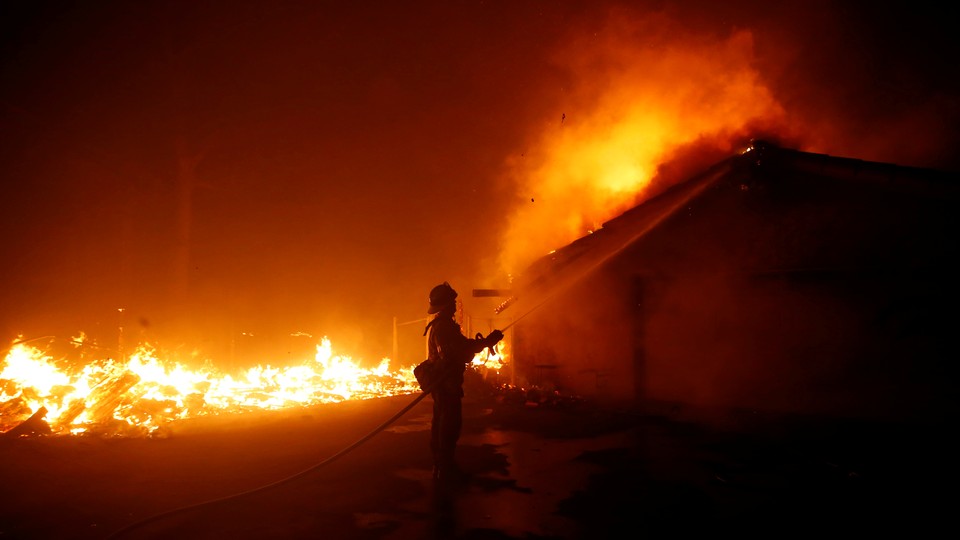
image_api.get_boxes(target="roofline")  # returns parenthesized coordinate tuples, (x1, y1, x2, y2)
(496, 149, 742, 315)
(495, 141, 960, 316)
(749, 140, 960, 198)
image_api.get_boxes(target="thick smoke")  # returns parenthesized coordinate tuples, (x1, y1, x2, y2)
(489, 1, 959, 284)
(494, 7, 789, 279)
(0, 1, 956, 365)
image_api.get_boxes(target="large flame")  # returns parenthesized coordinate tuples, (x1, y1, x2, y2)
(497, 9, 789, 276)
(1, 334, 507, 437)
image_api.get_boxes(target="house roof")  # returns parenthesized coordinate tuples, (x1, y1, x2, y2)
(496, 140, 960, 316)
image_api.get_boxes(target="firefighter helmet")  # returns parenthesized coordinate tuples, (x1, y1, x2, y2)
(428, 282, 458, 314)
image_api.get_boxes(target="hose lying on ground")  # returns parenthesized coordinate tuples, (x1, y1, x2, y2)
(107, 321, 521, 538)
(105, 390, 431, 539)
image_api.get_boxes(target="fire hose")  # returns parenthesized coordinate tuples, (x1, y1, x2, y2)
(106, 306, 538, 538)
(106, 387, 434, 538)
(105, 337, 504, 538)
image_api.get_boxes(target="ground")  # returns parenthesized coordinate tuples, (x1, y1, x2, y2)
(0, 385, 954, 539)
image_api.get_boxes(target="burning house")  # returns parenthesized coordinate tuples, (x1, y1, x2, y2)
(499, 140, 959, 424)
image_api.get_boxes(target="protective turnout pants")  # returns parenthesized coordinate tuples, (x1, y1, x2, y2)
(430, 391, 463, 480)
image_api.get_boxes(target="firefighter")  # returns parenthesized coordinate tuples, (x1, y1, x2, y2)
(423, 281, 503, 483)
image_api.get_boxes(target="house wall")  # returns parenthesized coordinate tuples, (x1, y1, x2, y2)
(512, 269, 636, 403)
(513, 163, 958, 422)
(636, 270, 954, 421)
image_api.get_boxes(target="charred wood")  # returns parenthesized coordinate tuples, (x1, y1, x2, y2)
(0, 397, 32, 432)
(85, 372, 141, 424)
(0, 396, 30, 417)
(3, 406, 52, 437)
(43, 373, 143, 431)
(53, 398, 86, 429)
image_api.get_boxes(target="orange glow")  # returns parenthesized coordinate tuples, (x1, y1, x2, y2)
(498, 12, 787, 276)
(1, 335, 507, 437)
(470, 339, 507, 372)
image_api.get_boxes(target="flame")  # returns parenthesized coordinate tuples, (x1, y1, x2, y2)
(470, 339, 508, 372)
(1, 335, 507, 437)
(498, 9, 789, 276)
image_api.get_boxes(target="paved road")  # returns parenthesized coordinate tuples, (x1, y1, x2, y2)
(1, 388, 954, 539)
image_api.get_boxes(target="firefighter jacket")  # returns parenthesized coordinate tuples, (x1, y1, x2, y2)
(426, 315, 489, 396)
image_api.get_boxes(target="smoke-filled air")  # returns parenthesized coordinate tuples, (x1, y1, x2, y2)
(0, 1, 956, 435)
(496, 8, 790, 277)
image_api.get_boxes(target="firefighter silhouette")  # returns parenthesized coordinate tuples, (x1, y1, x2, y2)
(422, 282, 503, 483)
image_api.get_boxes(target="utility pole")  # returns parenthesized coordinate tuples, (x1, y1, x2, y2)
(117, 307, 125, 362)
(395, 316, 430, 364)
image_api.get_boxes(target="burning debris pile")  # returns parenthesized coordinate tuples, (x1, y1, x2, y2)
(1, 335, 509, 438)
(0, 336, 433, 437)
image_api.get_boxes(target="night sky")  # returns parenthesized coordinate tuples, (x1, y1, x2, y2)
(2, 0, 957, 367)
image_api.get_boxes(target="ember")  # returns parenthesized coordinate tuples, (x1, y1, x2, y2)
(0, 336, 507, 437)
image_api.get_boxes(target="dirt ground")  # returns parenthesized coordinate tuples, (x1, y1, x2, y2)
(0, 387, 955, 539)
